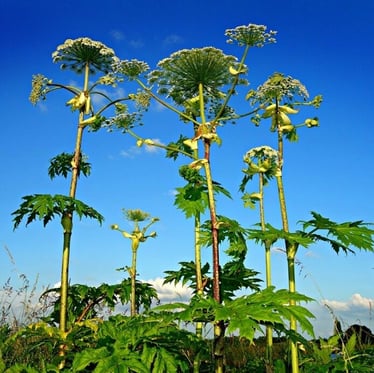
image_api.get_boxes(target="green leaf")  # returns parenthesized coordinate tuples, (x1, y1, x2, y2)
(223, 288, 315, 340)
(174, 185, 209, 218)
(345, 333, 357, 356)
(48, 152, 91, 179)
(165, 135, 194, 160)
(300, 211, 374, 254)
(241, 192, 258, 209)
(12, 194, 104, 229)
(72, 346, 110, 371)
(164, 261, 210, 292)
(248, 223, 314, 248)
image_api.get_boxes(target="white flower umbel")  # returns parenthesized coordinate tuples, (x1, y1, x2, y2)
(225, 24, 277, 47)
(52, 37, 118, 74)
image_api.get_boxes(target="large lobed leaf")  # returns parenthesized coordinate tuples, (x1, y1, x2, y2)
(300, 211, 374, 254)
(12, 194, 104, 228)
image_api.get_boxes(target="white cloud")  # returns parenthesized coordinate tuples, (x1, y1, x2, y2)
(168, 189, 178, 197)
(144, 138, 164, 153)
(145, 277, 193, 302)
(304, 294, 374, 338)
(322, 299, 350, 311)
(322, 293, 374, 312)
(351, 293, 374, 308)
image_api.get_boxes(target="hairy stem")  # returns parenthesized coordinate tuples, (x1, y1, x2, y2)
(275, 100, 299, 373)
(59, 63, 90, 333)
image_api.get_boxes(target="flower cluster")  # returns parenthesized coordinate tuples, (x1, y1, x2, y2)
(96, 73, 121, 87)
(225, 24, 277, 47)
(244, 145, 279, 162)
(123, 209, 151, 223)
(148, 47, 242, 105)
(252, 73, 309, 103)
(101, 107, 142, 133)
(243, 146, 280, 179)
(29, 74, 50, 105)
(129, 90, 151, 109)
(112, 59, 150, 80)
(52, 37, 118, 74)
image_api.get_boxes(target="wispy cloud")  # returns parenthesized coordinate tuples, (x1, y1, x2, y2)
(144, 138, 164, 153)
(152, 101, 167, 112)
(38, 102, 48, 112)
(110, 30, 125, 41)
(163, 34, 183, 47)
(120, 146, 141, 158)
(129, 39, 145, 49)
(110, 30, 144, 48)
(91, 87, 127, 107)
(120, 138, 164, 158)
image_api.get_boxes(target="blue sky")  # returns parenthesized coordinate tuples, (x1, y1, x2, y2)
(1, 0, 373, 338)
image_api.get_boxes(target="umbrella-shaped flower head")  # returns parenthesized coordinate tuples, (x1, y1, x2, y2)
(52, 37, 118, 74)
(225, 24, 277, 47)
(252, 72, 309, 104)
(148, 47, 245, 105)
(243, 145, 280, 181)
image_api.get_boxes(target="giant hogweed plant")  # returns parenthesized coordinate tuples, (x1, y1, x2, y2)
(111, 209, 159, 316)
(240, 145, 279, 368)
(107, 24, 319, 373)
(12, 38, 148, 334)
(245, 73, 374, 373)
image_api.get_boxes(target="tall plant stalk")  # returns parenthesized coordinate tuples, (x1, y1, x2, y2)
(111, 209, 158, 317)
(241, 145, 279, 370)
(274, 115, 299, 372)
(248, 72, 322, 372)
(259, 173, 274, 369)
(25, 38, 124, 333)
(114, 26, 277, 372)
(59, 63, 90, 332)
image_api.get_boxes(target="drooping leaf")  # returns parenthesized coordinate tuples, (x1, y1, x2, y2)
(299, 211, 374, 254)
(248, 223, 314, 248)
(12, 194, 104, 229)
(164, 261, 210, 290)
(200, 215, 251, 259)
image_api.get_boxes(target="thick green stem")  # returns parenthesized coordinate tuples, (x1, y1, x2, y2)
(130, 246, 138, 316)
(259, 173, 273, 369)
(198, 82, 224, 372)
(59, 63, 90, 333)
(203, 143, 224, 373)
(59, 223, 72, 333)
(194, 214, 204, 325)
(275, 102, 299, 373)
(193, 120, 204, 304)
(203, 147, 220, 303)
(193, 117, 203, 373)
